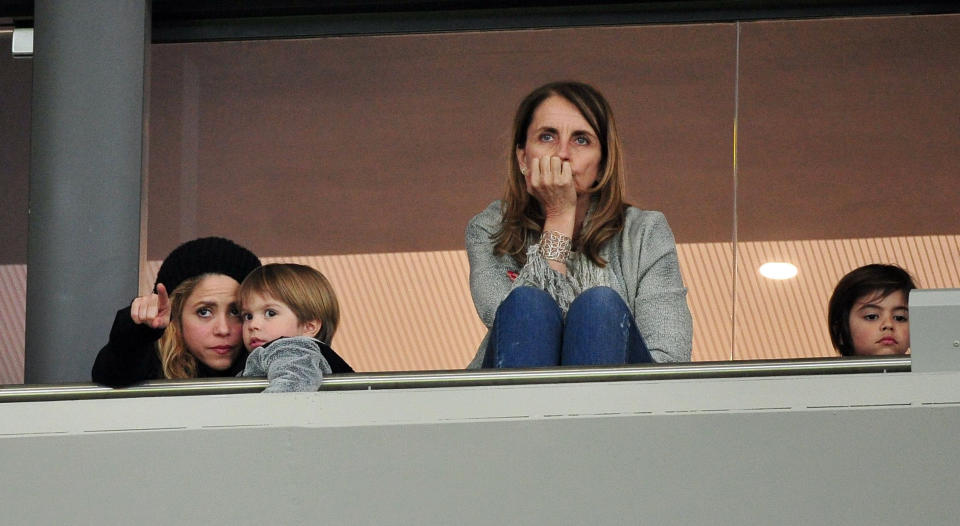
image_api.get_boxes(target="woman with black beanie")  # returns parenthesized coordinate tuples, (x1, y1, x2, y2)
(92, 237, 262, 387)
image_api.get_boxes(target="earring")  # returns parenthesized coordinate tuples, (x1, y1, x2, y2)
(520, 167, 527, 175)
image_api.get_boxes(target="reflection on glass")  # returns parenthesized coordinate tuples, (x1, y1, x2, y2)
(2, 14, 959, 385)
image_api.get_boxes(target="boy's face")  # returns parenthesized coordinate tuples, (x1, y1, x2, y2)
(241, 292, 319, 351)
(848, 289, 910, 355)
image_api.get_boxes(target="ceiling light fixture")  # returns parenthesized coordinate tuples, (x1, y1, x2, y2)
(758, 262, 798, 280)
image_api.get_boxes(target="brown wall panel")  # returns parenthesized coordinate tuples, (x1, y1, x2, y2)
(146, 23, 737, 260)
(737, 15, 960, 242)
(0, 33, 32, 265)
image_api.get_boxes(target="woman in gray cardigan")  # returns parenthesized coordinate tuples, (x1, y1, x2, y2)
(466, 81, 692, 368)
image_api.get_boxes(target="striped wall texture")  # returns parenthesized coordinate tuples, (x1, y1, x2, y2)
(0, 264, 26, 384)
(2, 235, 958, 384)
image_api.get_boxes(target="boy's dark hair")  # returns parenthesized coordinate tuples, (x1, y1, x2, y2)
(828, 264, 917, 356)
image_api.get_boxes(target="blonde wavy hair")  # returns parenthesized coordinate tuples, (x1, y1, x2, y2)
(494, 81, 627, 267)
(157, 275, 206, 379)
(238, 263, 340, 344)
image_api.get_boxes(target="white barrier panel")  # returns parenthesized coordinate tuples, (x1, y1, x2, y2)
(2, 371, 959, 524)
(911, 288, 960, 372)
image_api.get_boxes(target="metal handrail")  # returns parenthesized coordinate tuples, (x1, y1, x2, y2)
(0, 355, 911, 403)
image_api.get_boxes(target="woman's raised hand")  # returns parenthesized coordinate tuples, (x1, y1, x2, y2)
(130, 283, 172, 329)
(526, 155, 577, 222)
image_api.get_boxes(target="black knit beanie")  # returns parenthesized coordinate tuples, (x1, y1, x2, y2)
(154, 237, 261, 293)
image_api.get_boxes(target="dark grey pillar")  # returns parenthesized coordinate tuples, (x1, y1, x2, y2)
(26, 0, 150, 383)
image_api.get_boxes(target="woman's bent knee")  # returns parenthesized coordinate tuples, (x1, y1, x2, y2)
(569, 286, 628, 314)
(497, 286, 558, 317)
(504, 286, 555, 305)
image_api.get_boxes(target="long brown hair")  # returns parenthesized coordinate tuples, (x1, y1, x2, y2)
(494, 81, 627, 267)
(157, 275, 205, 379)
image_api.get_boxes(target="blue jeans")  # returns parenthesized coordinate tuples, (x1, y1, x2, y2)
(483, 286, 652, 368)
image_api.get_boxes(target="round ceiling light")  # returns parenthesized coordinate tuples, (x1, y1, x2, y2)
(758, 262, 798, 280)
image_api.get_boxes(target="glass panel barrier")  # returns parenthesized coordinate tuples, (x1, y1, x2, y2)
(734, 15, 960, 359)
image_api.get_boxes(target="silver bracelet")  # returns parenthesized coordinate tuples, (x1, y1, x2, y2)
(539, 230, 572, 262)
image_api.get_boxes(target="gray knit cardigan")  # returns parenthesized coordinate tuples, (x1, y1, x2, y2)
(242, 336, 333, 393)
(465, 200, 693, 368)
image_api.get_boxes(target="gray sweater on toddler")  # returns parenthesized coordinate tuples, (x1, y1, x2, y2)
(242, 336, 333, 393)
